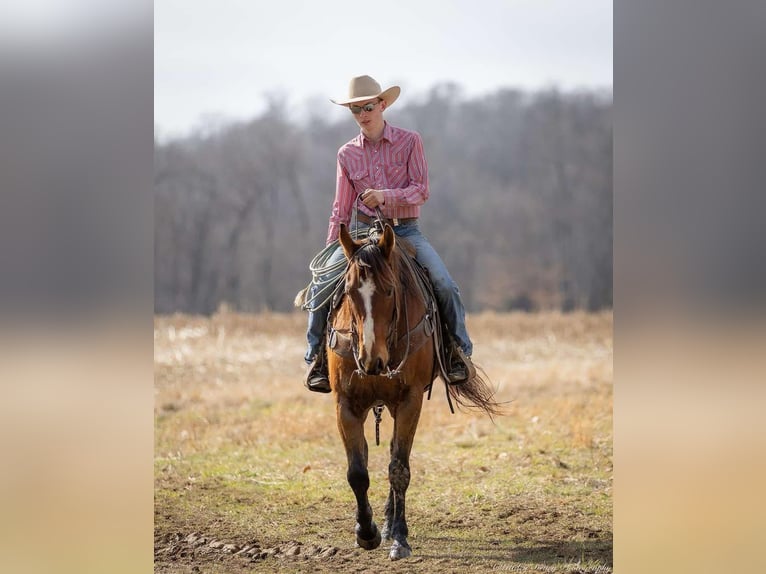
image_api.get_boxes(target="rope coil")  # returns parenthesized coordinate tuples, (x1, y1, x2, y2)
(298, 226, 371, 312)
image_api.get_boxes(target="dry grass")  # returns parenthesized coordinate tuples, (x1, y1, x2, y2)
(155, 310, 612, 573)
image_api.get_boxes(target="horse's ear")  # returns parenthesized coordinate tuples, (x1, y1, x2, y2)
(339, 223, 360, 260)
(378, 223, 395, 259)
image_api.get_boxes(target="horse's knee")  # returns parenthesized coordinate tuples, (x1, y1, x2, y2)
(347, 463, 369, 492)
(388, 460, 410, 492)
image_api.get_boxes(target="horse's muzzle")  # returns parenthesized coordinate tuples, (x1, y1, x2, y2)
(359, 356, 386, 376)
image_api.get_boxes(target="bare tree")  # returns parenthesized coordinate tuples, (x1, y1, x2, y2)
(154, 86, 612, 314)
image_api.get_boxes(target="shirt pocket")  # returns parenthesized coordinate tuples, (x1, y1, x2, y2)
(385, 161, 408, 186)
(350, 168, 369, 190)
(393, 149, 408, 164)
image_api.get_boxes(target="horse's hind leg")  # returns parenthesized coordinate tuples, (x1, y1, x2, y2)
(382, 451, 394, 541)
(380, 437, 398, 541)
(386, 393, 423, 560)
(337, 401, 381, 550)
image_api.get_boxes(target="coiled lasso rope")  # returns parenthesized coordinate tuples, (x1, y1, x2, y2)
(294, 225, 372, 312)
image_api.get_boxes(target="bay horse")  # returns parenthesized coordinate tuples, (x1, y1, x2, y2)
(327, 222, 501, 560)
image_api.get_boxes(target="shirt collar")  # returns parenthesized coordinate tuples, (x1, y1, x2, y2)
(360, 121, 393, 147)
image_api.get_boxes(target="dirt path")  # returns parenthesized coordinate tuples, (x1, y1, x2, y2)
(154, 311, 613, 573)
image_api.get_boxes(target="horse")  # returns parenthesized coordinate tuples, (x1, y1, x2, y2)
(326, 221, 501, 560)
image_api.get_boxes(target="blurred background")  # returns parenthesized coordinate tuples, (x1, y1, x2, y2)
(153, 0, 613, 315)
(4, 0, 766, 573)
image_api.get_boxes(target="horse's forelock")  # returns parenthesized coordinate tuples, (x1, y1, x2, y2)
(353, 243, 397, 289)
(349, 242, 420, 310)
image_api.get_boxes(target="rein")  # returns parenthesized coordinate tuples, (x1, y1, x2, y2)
(369, 208, 414, 379)
(330, 207, 458, 444)
(339, 207, 425, 383)
(350, 289, 411, 381)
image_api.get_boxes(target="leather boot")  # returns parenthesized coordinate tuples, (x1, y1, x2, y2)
(305, 347, 331, 393)
(447, 346, 476, 384)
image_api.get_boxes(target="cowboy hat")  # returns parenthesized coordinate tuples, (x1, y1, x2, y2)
(331, 75, 401, 108)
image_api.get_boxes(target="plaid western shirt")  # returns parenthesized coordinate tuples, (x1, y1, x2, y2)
(326, 122, 429, 245)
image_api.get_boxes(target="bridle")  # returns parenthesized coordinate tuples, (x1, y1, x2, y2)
(348, 205, 421, 380)
(346, 241, 412, 380)
(328, 204, 454, 415)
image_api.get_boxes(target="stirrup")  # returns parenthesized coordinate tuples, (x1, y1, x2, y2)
(305, 355, 331, 393)
(447, 347, 476, 385)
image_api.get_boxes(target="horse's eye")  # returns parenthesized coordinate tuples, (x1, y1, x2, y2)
(386, 288, 394, 298)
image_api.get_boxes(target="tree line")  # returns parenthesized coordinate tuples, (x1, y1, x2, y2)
(155, 84, 612, 315)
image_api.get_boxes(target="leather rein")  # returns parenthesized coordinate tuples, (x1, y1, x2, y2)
(328, 217, 435, 381)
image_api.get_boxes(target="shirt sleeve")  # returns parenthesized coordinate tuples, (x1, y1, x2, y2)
(380, 132, 429, 212)
(326, 154, 355, 245)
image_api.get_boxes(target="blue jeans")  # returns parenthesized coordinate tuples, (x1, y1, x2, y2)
(305, 220, 473, 362)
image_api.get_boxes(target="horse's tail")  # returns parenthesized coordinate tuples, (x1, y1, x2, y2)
(294, 285, 309, 308)
(446, 365, 505, 419)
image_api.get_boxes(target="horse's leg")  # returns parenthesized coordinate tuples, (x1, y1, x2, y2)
(381, 441, 395, 540)
(337, 400, 381, 550)
(381, 434, 402, 541)
(385, 392, 423, 560)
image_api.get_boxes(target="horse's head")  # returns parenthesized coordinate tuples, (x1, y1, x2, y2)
(339, 223, 398, 376)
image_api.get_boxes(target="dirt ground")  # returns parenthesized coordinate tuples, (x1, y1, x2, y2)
(155, 311, 612, 573)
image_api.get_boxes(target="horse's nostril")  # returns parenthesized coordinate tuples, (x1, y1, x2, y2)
(375, 358, 384, 374)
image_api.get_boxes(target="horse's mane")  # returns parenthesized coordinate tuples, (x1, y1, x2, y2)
(346, 234, 504, 419)
(351, 239, 418, 302)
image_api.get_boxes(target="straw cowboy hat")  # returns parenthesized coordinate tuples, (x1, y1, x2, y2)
(331, 75, 401, 108)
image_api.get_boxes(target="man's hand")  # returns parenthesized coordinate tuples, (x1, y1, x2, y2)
(361, 188, 385, 208)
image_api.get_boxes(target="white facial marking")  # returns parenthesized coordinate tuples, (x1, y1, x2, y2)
(358, 278, 376, 355)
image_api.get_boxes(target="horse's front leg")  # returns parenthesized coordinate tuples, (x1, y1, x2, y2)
(336, 400, 381, 550)
(385, 392, 423, 560)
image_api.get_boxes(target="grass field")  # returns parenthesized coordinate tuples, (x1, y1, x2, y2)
(154, 311, 612, 573)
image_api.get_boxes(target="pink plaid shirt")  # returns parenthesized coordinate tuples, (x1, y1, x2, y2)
(326, 122, 429, 245)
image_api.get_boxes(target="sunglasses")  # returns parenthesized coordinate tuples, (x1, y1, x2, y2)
(349, 101, 379, 114)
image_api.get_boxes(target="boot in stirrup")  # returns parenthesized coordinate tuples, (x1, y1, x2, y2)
(447, 346, 476, 385)
(305, 348, 331, 393)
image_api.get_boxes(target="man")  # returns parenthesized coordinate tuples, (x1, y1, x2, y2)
(304, 75, 475, 393)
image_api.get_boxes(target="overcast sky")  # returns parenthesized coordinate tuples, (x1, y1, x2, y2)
(155, 0, 612, 138)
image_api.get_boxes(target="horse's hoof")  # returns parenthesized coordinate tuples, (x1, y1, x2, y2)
(355, 523, 381, 550)
(389, 540, 412, 560)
